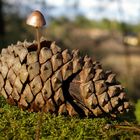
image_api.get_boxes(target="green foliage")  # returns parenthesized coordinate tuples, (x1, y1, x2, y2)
(74, 15, 95, 28)
(0, 96, 139, 140)
(49, 15, 140, 33)
(135, 100, 140, 124)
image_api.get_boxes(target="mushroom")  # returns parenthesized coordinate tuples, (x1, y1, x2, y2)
(26, 10, 46, 52)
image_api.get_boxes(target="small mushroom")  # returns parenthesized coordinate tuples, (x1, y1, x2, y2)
(26, 10, 46, 52)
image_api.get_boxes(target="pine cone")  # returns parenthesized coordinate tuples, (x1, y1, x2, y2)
(0, 38, 129, 117)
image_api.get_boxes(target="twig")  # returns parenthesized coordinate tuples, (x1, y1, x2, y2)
(114, 124, 140, 133)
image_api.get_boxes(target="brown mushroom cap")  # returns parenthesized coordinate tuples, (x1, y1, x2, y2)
(26, 10, 46, 28)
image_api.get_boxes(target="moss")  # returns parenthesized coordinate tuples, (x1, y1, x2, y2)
(0, 96, 139, 140)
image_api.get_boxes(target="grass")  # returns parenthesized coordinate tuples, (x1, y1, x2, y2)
(135, 100, 140, 124)
(0, 96, 140, 140)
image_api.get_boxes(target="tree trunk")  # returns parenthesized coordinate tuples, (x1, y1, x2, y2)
(0, 0, 5, 47)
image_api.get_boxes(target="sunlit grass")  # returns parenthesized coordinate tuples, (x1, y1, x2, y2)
(135, 100, 140, 124)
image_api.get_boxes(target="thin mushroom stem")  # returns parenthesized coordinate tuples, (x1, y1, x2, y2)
(36, 27, 40, 53)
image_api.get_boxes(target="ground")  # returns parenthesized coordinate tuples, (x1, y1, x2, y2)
(0, 96, 139, 140)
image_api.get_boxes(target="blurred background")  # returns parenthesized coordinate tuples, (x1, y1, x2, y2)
(0, 0, 140, 119)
